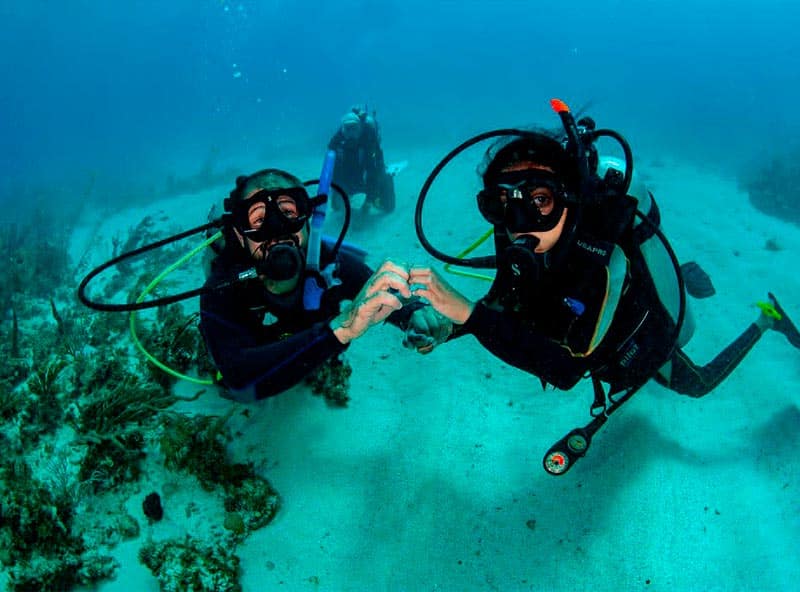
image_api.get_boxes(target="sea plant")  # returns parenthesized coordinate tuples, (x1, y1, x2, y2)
(0, 459, 74, 562)
(69, 368, 178, 493)
(138, 535, 242, 592)
(0, 309, 30, 398)
(223, 473, 281, 533)
(137, 304, 211, 388)
(0, 390, 24, 423)
(158, 409, 235, 491)
(5, 551, 118, 592)
(77, 430, 147, 493)
(70, 374, 177, 441)
(26, 357, 68, 436)
(305, 354, 353, 406)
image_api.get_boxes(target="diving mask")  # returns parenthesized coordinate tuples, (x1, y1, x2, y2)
(477, 170, 567, 233)
(231, 186, 310, 243)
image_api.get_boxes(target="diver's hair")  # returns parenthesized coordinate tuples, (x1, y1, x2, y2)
(479, 127, 578, 188)
(229, 168, 304, 202)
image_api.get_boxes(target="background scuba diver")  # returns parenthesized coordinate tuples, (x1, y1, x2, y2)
(408, 125, 800, 461)
(199, 168, 449, 402)
(328, 105, 396, 219)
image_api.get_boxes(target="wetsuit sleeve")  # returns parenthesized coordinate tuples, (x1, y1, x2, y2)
(457, 301, 589, 390)
(199, 272, 348, 401)
(201, 307, 348, 402)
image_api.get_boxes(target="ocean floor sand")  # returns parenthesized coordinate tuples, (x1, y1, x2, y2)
(4, 145, 799, 592)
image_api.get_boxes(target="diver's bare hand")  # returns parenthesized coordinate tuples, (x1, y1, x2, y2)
(409, 266, 475, 325)
(330, 260, 411, 344)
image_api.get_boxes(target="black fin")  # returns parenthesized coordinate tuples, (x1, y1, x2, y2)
(768, 292, 800, 349)
(680, 261, 716, 299)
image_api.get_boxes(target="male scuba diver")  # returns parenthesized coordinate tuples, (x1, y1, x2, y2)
(200, 167, 448, 402)
(410, 100, 800, 474)
(328, 105, 396, 218)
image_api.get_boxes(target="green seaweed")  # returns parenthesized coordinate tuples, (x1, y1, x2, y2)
(158, 410, 235, 491)
(223, 474, 281, 534)
(77, 430, 147, 493)
(0, 458, 118, 591)
(137, 304, 215, 387)
(138, 535, 241, 592)
(305, 354, 353, 406)
(0, 459, 77, 563)
(26, 357, 68, 436)
(6, 552, 118, 592)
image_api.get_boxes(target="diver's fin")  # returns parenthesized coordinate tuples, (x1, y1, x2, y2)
(680, 261, 716, 299)
(760, 293, 800, 349)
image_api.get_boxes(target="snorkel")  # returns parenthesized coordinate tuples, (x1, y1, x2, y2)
(303, 149, 336, 310)
(550, 98, 595, 201)
(550, 98, 634, 202)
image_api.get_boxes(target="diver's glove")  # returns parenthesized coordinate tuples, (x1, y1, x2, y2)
(403, 305, 453, 354)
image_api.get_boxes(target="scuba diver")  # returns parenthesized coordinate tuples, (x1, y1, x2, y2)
(199, 166, 447, 402)
(328, 104, 396, 219)
(409, 99, 800, 474)
(77, 154, 448, 402)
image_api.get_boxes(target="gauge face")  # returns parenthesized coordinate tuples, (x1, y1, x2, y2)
(567, 434, 587, 453)
(544, 451, 569, 474)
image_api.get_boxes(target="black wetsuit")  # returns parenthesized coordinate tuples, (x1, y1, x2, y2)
(454, 198, 763, 398)
(200, 243, 412, 401)
(328, 123, 395, 212)
(455, 234, 673, 394)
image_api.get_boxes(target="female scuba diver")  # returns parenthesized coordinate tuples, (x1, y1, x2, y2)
(410, 99, 800, 475)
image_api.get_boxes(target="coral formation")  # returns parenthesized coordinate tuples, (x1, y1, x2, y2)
(1, 212, 284, 590)
(5, 552, 119, 592)
(158, 410, 236, 490)
(223, 474, 281, 534)
(305, 354, 353, 406)
(138, 535, 242, 592)
(0, 458, 119, 591)
(77, 430, 146, 493)
(739, 150, 800, 225)
(155, 408, 281, 541)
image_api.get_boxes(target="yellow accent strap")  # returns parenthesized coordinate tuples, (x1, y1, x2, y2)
(756, 301, 782, 321)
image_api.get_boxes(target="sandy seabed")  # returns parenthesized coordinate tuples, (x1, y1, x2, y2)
(5, 143, 798, 592)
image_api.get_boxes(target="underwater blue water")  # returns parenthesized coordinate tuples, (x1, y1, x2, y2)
(1, 0, 799, 222)
(2, 3, 800, 591)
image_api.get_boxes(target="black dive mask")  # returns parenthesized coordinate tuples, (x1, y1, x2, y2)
(254, 239, 305, 282)
(228, 187, 310, 243)
(478, 170, 567, 233)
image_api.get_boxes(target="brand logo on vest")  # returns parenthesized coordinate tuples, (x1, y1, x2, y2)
(576, 240, 608, 258)
(618, 340, 640, 368)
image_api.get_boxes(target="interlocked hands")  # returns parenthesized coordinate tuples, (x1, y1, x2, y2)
(329, 260, 475, 353)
